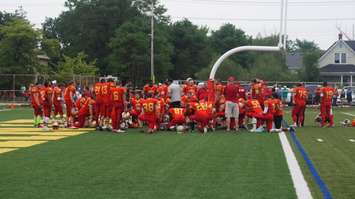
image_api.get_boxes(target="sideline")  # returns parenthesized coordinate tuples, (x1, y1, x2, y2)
(289, 130, 333, 199)
(279, 132, 313, 199)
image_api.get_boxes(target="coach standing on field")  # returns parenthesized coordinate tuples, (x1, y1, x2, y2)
(224, 76, 239, 132)
(168, 80, 182, 108)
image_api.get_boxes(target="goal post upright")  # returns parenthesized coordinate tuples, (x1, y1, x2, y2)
(208, 0, 288, 80)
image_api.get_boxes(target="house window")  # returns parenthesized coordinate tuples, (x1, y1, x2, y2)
(341, 53, 346, 63)
(335, 53, 340, 63)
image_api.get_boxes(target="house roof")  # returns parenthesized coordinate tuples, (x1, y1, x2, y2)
(286, 52, 303, 70)
(319, 40, 355, 63)
(345, 40, 355, 51)
(320, 64, 355, 73)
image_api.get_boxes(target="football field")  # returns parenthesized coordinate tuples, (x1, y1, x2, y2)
(0, 107, 354, 198)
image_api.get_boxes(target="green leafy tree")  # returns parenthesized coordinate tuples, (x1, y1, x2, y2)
(169, 19, 213, 79)
(108, 17, 173, 86)
(299, 52, 321, 81)
(210, 24, 252, 68)
(292, 39, 321, 54)
(292, 39, 321, 81)
(42, 17, 59, 39)
(132, 0, 169, 22)
(41, 38, 62, 69)
(48, 0, 139, 72)
(0, 18, 40, 74)
(56, 52, 98, 83)
(195, 57, 249, 81)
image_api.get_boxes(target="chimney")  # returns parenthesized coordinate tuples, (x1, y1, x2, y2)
(338, 33, 343, 40)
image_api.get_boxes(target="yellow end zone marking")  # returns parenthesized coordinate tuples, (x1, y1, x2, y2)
(0, 132, 87, 136)
(0, 124, 35, 127)
(0, 119, 92, 155)
(0, 141, 47, 148)
(0, 148, 17, 154)
(0, 128, 91, 132)
(0, 119, 34, 124)
(0, 136, 67, 141)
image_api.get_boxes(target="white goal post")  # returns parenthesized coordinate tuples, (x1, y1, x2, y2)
(209, 0, 288, 80)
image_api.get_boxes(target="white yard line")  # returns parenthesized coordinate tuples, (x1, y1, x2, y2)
(279, 132, 313, 199)
(341, 112, 355, 117)
(0, 109, 10, 112)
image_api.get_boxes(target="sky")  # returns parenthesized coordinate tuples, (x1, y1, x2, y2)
(1, 0, 355, 49)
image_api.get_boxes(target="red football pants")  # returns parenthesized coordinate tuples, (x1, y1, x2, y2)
(320, 103, 333, 126)
(32, 104, 42, 116)
(75, 107, 89, 128)
(139, 114, 157, 129)
(191, 113, 212, 128)
(53, 102, 63, 116)
(292, 104, 306, 125)
(111, 105, 123, 130)
(168, 117, 185, 128)
(65, 100, 74, 118)
(43, 103, 52, 117)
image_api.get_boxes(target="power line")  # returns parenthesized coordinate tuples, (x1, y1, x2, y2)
(2, 0, 355, 7)
(167, 0, 355, 4)
(164, 0, 355, 6)
(172, 16, 355, 22)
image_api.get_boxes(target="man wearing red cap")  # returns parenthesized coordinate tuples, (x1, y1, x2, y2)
(224, 76, 239, 131)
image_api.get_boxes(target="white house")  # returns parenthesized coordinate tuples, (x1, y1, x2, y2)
(318, 34, 355, 87)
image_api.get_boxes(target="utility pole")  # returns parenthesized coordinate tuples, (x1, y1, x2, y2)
(150, 1, 155, 84)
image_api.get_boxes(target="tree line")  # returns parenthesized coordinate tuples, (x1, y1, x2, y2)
(0, 0, 322, 87)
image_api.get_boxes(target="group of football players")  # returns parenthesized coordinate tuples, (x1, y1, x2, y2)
(28, 77, 343, 133)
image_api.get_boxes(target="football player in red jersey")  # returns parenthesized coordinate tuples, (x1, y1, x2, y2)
(168, 107, 186, 130)
(110, 81, 127, 133)
(214, 79, 225, 100)
(291, 83, 308, 127)
(52, 82, 63, 119)
(190, 98, 215, 133)
(319, 82, 336, 127)
(42, 82, 53, 130)
(237, 83, 246, 100)
(156, 94, 169, 128)
(74, 96, 96, 128)
(100, 79, 112, 130)
(272, 93, 284, 132)
(251, 79, 264, 108)
(94, 79, 104, 130)
(245, 97, 264, 132)
(130, 90, 142, 128)
(197, 82, 208, 101)
(139, 93, 159, 133)
(143, 82, 157, 97)
(263, 96, 276, 132)
(157, 82, 168, 100)
(181, 92, 197, 108)
(183, 78, 197, 96)
(64, 81, 76, 127)
(238, 98, 246, 128)
(215, 94, 226, 126)
(30, 83, 43, 127)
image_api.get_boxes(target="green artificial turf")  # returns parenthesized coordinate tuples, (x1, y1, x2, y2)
(1, 107, 355, 198)
(0, 108, 33, 122)
(0, 108, 297, 199)
(286, 107, 355, 199)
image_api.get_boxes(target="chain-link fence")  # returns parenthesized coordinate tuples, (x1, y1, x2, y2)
(0, 74, 98, 103)
(0, 74, 353, 105)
